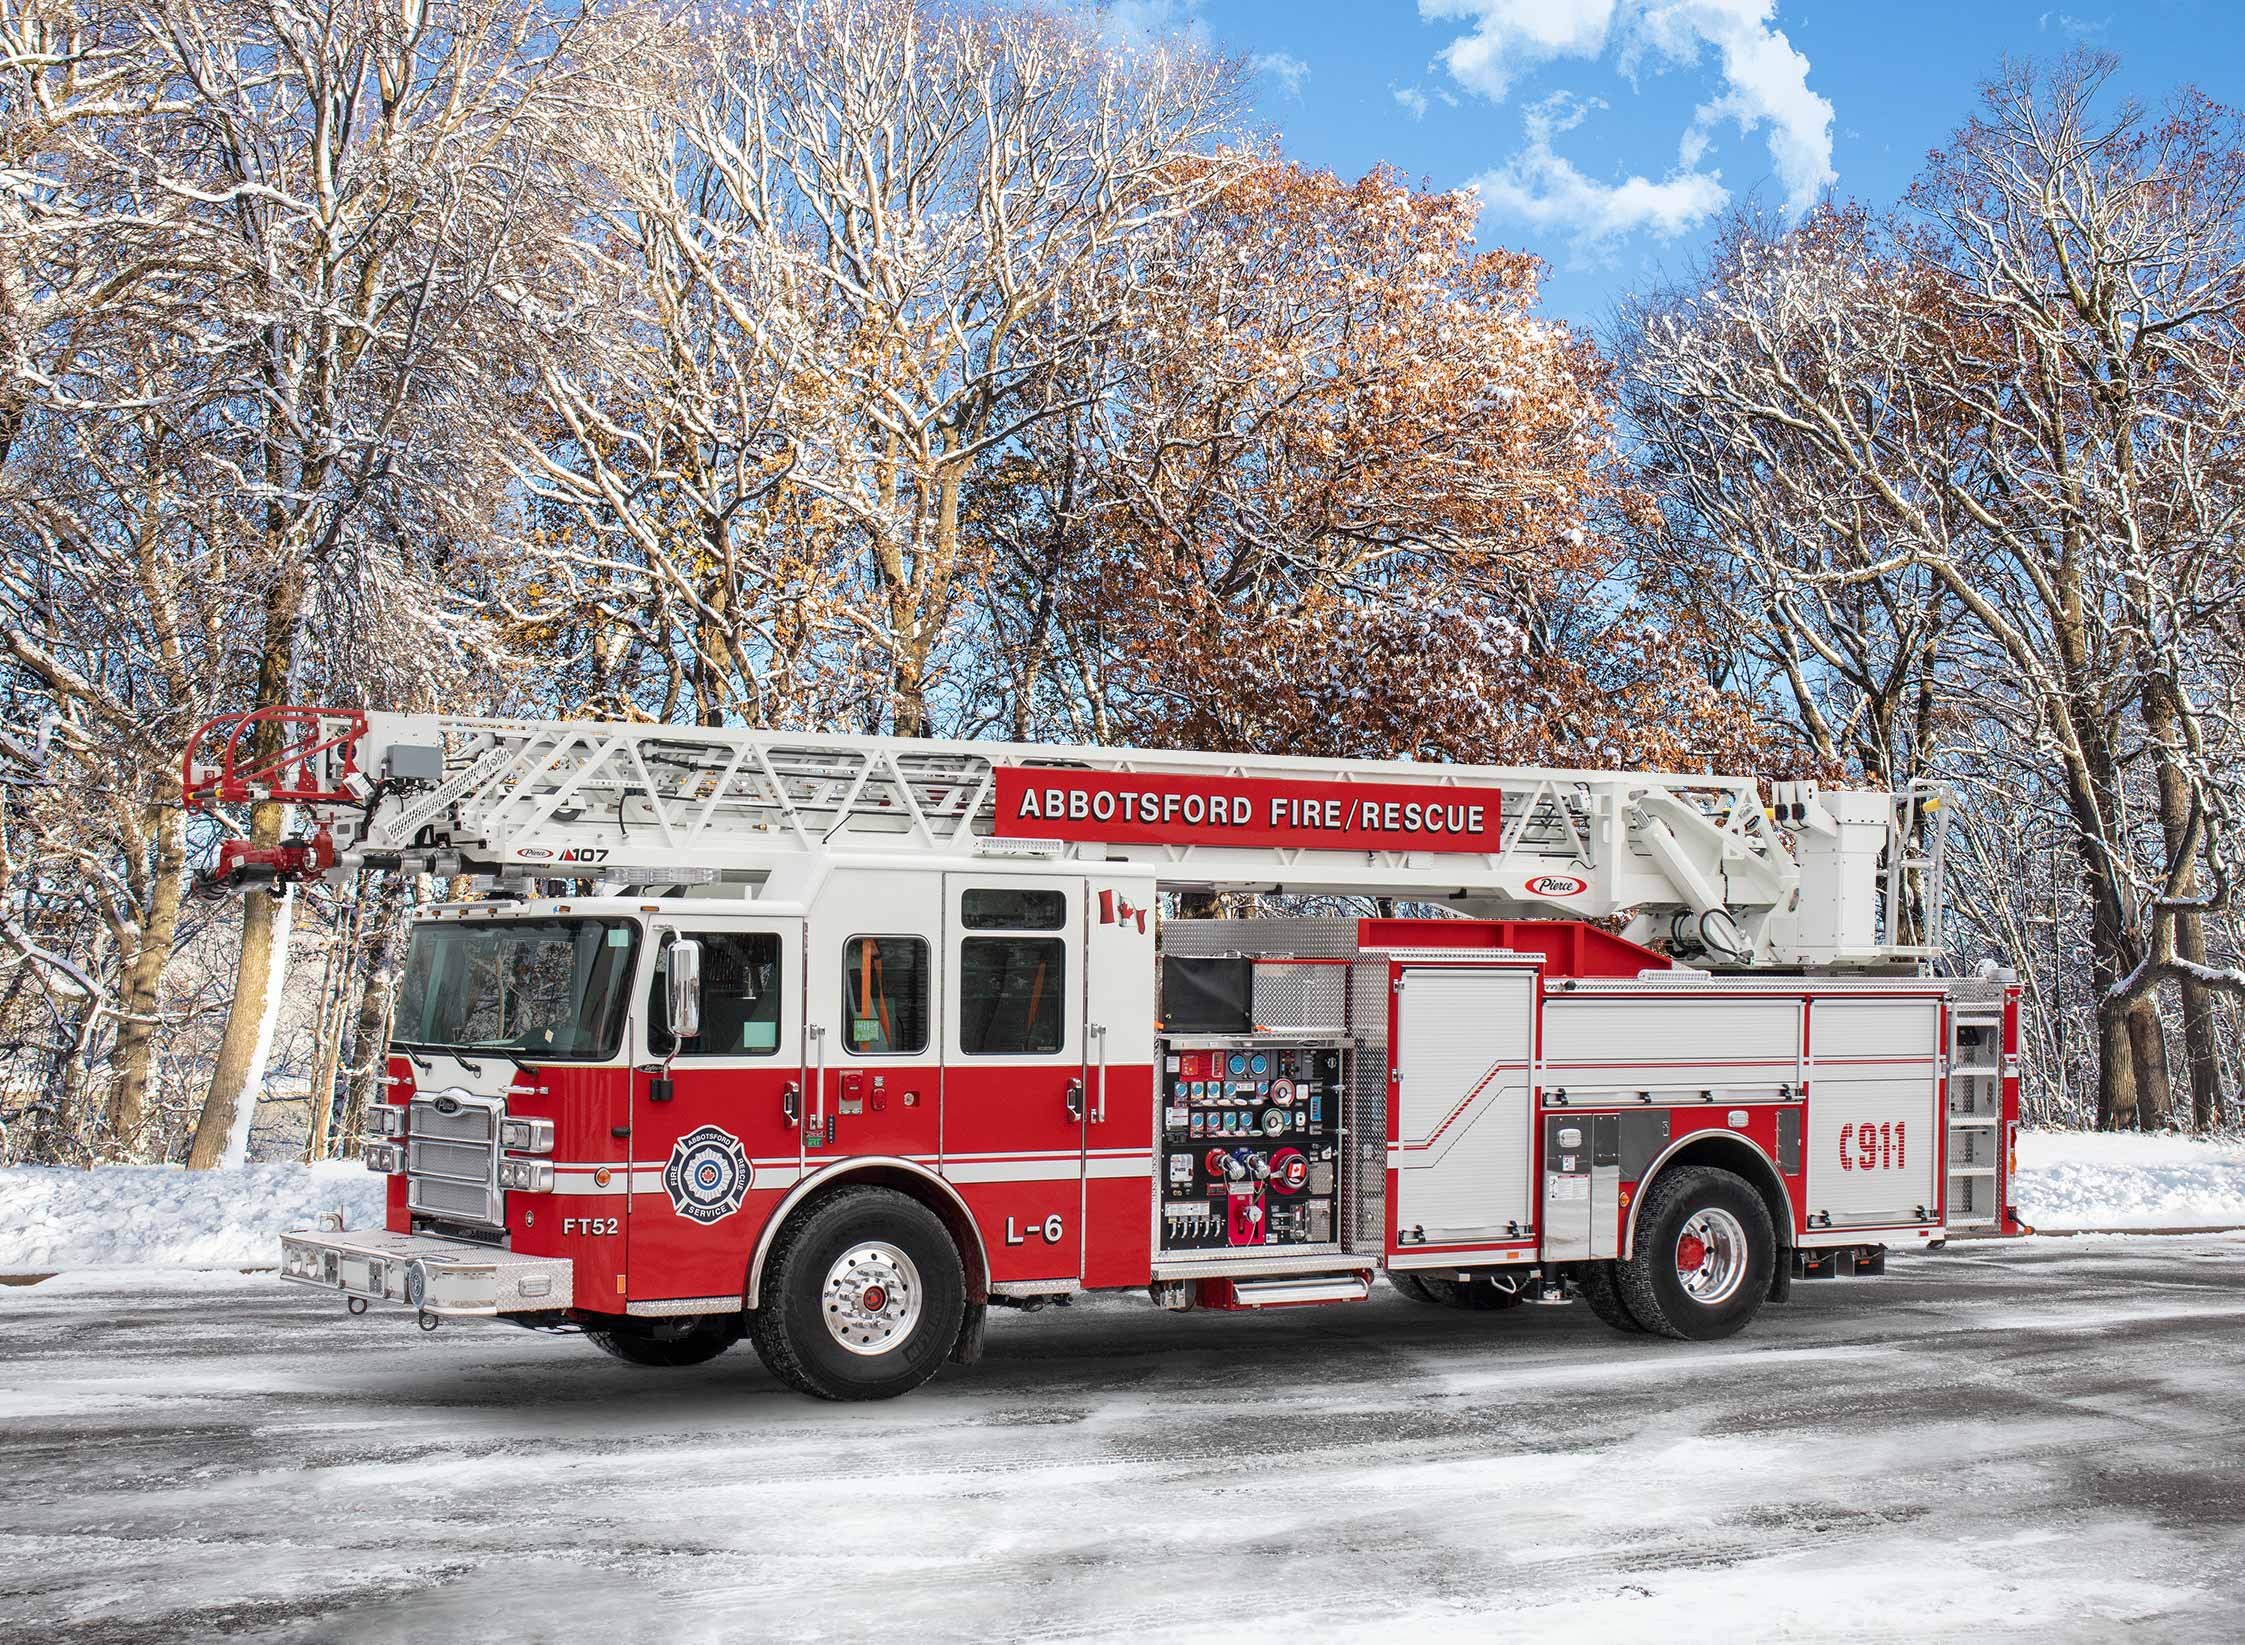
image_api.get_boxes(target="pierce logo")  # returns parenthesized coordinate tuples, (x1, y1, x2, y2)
(1526, 874, 1589, 898)
(663, 1125, 751, 1224)
(432, 1094, 463, 1117)
(514, 847, 555, 861)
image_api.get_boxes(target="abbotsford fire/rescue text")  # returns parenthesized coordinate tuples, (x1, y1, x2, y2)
(992, 768, 1506, 854)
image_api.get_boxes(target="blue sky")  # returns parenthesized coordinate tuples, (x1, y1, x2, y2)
(1107, 0, 2245, 333)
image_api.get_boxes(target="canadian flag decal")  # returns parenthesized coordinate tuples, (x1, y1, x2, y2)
(1098, 889, 1147, 934)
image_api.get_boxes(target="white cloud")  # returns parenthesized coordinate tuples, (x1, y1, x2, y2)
(2041, 11, 2110, 37)
(1466, 90, 1728, 248)
(1394, 84, 1431, 120)
(1423, 0, 1834, 229)
(1252, 50, 1310, 98)
(1424, 0, 1618, 101)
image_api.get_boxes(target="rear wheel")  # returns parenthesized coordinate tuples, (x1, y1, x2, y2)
(586, 1316, 743, 1367)
(1572, 1262, 1650, 1335)
(1387, 1270, 1527, 1311)
(748, 1187, 965, 1401)
(1614, 1166, 1774, 1342)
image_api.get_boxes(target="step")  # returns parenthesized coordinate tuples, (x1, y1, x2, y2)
(1227, 1273, 1374, 1308)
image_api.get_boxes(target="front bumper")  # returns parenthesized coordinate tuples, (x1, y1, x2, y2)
(278, 1227, 572, 1318)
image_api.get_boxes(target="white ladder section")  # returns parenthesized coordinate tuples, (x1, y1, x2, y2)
(186, 708, 1943, 966)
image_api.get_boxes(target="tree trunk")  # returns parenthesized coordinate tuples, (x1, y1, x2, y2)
(2093, 990, 2137, 1130)
(302, 874, 364, 1162)
(187, 800, 293, 1169)
(107, 802, 188, 1156)
(2143, 675, 2227, 1130)
(2125, 997, 2174, 1131)
(2177, 914, 2226, 1130)
(340, 873, 412, 1152)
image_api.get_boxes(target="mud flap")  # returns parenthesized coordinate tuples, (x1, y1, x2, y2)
(949, 1301, 988, 1366)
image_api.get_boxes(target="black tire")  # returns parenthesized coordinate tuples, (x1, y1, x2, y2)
(747, 1186, 965, 1402)
(1615, 1166, 1775, 1342)
(586, 1316, 742, 1367)
(1387, 1270, 1528, 1311)
(1572, 1261, 1650, 1334)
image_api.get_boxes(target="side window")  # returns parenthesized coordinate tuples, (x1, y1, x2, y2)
(961, 888, 1066, 930)
(648, 931, 783, 1058)
(958, 936, 1065, 1056)
(844, 936, 930, 1056)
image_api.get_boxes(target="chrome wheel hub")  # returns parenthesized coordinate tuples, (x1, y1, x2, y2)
(1674, 1207, 1749, 1305)
(820, 1241, 923, 1355)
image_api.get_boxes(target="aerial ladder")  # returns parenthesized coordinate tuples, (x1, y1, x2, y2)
(183, 706, 1947, 972)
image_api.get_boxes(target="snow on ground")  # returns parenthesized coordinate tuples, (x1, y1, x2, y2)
(2013, 1129, 2245, 1231)
(0, 1161, 384, 1272)
(2, 1236, 2242, 1642)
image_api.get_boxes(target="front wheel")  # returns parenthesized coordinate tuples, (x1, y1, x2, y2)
(748, 1186, 966, 1401)
(1614, 1167, 1774, 1342)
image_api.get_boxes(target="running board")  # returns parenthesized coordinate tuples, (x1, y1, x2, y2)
(1226, 1273, 1374, 1308)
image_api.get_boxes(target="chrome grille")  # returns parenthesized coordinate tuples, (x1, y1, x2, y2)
(410, 1137, 495, 1179)
(407, 1093, 503, 1228)
(413, 1101, 493, 1142)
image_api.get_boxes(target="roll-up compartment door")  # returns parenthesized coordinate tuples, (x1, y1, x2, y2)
(1390, 966, 1537, 1248)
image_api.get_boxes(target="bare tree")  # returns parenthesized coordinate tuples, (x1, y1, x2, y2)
(1626, 53, 2245, 1127)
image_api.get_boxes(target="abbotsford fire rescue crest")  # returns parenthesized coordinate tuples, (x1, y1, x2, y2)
(663, 1125, 751, 1224)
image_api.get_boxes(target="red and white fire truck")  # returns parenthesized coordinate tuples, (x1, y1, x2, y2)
(187, 708, 2025, 1400)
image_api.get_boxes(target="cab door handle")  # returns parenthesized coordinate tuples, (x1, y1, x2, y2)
(1065, 1079, 1084, 1122)
(781, 1081, 800, 1127)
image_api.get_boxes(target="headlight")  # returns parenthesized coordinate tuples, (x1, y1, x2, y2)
(497, 1159, 553, 1192)
(361, 1140, 404, 1174)
(369, 1105, 406, 1138)
(498, 1116, 555, 1154)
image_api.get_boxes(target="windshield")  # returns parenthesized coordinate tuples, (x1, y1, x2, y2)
(394, 918, 641, 1061)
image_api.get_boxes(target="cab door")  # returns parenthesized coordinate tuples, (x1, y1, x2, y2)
(627, 916, 803, 1308)
(941, 874, 1085, 1284)
(805, 868, 943, 1167)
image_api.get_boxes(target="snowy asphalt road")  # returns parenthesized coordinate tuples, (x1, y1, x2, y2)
(4, 1238, 2243, 1644)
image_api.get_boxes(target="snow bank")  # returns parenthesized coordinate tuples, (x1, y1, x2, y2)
(0, 1162, 385, 1273)
(2013, 1129, 2245, 1230)
(4, 1130, 2241, 1274)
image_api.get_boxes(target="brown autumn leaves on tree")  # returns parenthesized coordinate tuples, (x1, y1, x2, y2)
(1055, 160, 1766, 772)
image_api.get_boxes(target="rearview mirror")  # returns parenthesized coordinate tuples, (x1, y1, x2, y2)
(665, 938, 702, 1043)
